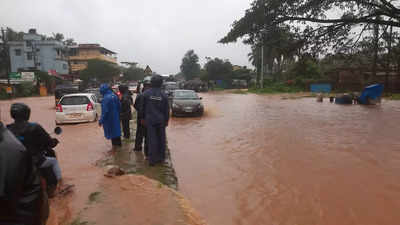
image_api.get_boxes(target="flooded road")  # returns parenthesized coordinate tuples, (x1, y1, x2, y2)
(168, 93, 400, 225)
(0, 96, 204, 225)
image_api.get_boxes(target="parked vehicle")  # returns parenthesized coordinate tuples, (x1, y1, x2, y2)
(55, 93, 101, 124)
(85, 88, 103, 102)
(163, 81, 179, 96)
(171, 90, 204, 117)
(54, 84, 80, 106)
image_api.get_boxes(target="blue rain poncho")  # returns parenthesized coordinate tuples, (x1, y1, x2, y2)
(99, 84, 121, 139)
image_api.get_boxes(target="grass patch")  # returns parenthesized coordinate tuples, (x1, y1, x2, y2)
(213, 87, 225, 91)
(385, 93, 400, 100)
(88, 192, 101, 203)
(249, 83, 304, 94)
(231, 89, 248, 94)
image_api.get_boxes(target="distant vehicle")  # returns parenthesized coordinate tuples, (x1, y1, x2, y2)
(163, 81, 179, 97)
(171, 90, 204, 117)
(128, 83, 138, 93)
(54, 84, 80, 106)
(85, 88, 103, 102)
(55, 93, 101, 125)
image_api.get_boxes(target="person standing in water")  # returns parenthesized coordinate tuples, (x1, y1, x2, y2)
(99, 84, 122, 147)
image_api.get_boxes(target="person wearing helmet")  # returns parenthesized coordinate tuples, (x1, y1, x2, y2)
(99, 84, 122, 147)
(7, 103, 62, 193)
(0, 120, 46, 225)
(139, 75, 170, 166)
(5, 103, 62, 225)
(133, 76, 151, 154)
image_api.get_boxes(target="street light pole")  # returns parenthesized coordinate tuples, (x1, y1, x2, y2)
(1, 27, 10, 85)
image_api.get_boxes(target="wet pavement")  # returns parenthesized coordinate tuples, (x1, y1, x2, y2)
(168, 93, 400, 225)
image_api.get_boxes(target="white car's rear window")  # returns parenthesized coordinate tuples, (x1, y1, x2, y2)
(60, 96, 90, 105)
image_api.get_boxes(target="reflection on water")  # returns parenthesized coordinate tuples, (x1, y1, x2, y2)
(168, 93, 400, 225)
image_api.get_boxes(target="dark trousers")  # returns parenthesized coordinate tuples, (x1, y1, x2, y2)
(121, 119, 130, 138)
(134, 120, 148, 155)
(147, 124, 166, 164)
(111, 137, 122, 146)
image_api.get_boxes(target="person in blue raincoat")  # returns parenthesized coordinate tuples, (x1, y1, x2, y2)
(139, 75, 169, 166)
(99, 84, 122, 147)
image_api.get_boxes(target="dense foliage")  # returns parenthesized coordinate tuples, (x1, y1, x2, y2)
(80, 59, 120, 84)
(180, 50, 201, 80)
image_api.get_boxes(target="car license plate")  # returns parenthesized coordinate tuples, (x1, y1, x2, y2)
(184, 107, 193, 112)
(68, 113, 82, 118)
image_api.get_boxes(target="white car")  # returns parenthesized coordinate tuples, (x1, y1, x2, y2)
(55, 93, 101, 125)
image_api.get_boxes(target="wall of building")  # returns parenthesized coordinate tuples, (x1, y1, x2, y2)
(68, 48, 117, 73)
(9, 40, 69, 75)
(328, 69, 400, 93)
(9, 44, 26, 72)
(38, 44, 69, 74)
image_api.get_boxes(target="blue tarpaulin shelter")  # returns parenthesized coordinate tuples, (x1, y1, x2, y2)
(358, 84, 384, 104)
(310, 83, 332, 93)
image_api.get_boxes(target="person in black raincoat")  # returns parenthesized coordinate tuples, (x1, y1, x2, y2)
(119, 85, 133, 139)
(0, 116, 48, 225)
(7, 103, 62, 196)
(99, 84, 122, 147)
(140, 75, 170, 166)
(133, 77, 151, 154)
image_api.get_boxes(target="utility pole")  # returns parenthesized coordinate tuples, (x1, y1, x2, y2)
(1, 27, 10, 85)
(261, 44, 264, 89)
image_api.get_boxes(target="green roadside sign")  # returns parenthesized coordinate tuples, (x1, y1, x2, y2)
(9, 72, 21, 79)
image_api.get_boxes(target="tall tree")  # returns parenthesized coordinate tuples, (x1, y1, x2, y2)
(204, 58, 233, 81)
(222, 0, 400, 51)
(180, 50, 201, 80)
(122, 65, 145, 81)
(80, 59, 120, 83)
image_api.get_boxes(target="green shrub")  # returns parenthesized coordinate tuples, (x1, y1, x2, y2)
(14, 82, 37, 97)
(249, 82, 304, 94)
(0, 87, 8, 100)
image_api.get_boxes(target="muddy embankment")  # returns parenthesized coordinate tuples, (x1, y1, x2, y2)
(50, 117, 205, 225)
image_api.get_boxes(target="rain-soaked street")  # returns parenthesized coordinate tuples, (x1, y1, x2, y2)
(168, 92, 400, 225)
(1, 93, 400, 225)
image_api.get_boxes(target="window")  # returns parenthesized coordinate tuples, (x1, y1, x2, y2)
(63, 64, 67, 70)
(60, 96, 90, 105)
(14, 49, 21, 56)
(91, 95, 97, 103)
(27, 52, 33, 60)
(26, 40, 32, 47)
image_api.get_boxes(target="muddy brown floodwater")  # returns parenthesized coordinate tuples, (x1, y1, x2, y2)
(168, 93, 400, 225)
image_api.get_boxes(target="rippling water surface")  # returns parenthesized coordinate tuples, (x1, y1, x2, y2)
(168, 93, 400, 225)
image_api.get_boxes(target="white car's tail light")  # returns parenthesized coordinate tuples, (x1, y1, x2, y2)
(56, 104, 63, 112)
(87, 102, 94, 111)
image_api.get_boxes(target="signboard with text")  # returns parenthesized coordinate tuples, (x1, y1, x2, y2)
(21, 72, 35, 82)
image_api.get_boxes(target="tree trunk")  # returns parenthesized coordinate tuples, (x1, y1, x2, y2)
(371, 20, 380, 82)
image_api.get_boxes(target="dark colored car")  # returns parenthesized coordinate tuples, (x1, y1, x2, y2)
(171, 90, 204, 117)
(85, 88, 103, 102)
(54, 84, 80, 105)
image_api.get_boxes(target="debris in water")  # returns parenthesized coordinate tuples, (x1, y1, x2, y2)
(104, 165, 125, 177)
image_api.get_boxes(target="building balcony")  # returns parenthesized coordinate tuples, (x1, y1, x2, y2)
(70, 64, 88, 72)
(68, 54, 117, 64)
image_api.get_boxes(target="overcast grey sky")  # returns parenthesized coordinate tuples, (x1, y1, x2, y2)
(1, 0, 253, 74)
